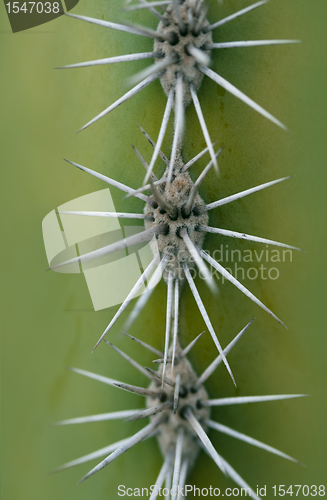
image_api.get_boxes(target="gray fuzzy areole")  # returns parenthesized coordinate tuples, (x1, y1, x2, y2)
(144, 151, 209, 283)
(147, 342, 210, 471)
(154, 1, 212, 104)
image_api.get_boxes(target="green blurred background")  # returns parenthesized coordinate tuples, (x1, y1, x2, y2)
(1, 1, 326, 498)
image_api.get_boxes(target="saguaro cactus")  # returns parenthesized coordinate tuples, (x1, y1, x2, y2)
(45, 0, 310, 498)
